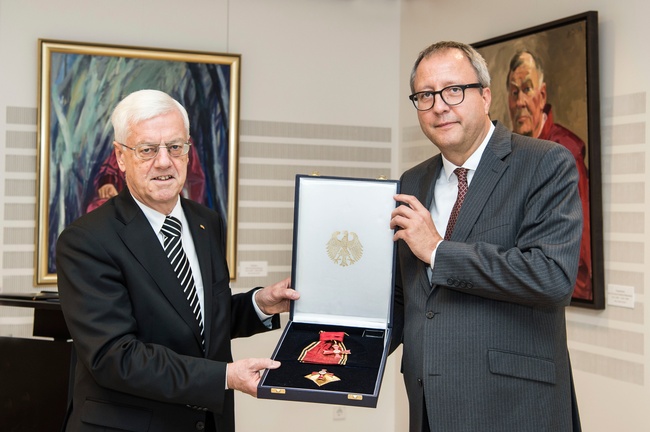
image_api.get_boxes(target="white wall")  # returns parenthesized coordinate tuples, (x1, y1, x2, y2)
(229, 0, 401, 127)
(227, 2, 405, 429)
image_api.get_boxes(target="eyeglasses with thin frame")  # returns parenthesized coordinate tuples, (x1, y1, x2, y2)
(409, 83, 483, 111)
(119, 140, 191, 160)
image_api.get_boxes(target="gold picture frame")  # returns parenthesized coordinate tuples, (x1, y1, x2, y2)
(36, 39, 240, 285)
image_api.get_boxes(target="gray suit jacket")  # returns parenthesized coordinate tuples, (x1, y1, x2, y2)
(392, 122, 582, 431)
(57, 189, 279, 432)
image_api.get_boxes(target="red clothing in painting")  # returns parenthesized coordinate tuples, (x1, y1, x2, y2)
(539, 104, 592, 300)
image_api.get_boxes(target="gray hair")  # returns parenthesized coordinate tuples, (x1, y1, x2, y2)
(409, 41, 491, 93)
(111, 89, 190, 143)
(506, 50, 545, 89)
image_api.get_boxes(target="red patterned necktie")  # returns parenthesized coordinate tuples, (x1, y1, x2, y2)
(444, 168, 469, 240)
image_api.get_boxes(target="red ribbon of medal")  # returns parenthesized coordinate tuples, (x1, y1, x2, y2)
(298, 331, 351, 365)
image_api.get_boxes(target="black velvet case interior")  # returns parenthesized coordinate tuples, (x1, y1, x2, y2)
(262, 322, 387, 395)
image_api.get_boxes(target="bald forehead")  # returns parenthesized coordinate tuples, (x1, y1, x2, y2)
(517, 53, 538, 73)
(509, 55, 541, 81)
(509, 52, 541, 77)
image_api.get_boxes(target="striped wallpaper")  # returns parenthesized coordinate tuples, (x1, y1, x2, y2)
(1, 94, 647, 385)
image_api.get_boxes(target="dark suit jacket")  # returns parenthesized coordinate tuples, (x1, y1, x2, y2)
(392, 122, 582, 431)
(57, 189, 279, 432)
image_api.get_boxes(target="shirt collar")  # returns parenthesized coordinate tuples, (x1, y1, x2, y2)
(131, 194, 183, 235)
(441, 121, 495, 180)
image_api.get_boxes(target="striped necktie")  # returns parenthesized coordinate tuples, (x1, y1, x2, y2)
(161, 215, 204, 350)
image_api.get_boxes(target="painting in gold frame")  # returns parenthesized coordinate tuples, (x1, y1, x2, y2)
(36, 39, 240, 285)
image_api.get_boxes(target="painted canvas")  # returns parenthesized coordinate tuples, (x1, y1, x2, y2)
(473, 12, 604, 309)
(37, 40, 240, 284)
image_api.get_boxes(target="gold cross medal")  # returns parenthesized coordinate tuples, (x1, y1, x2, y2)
(305, 369, 341, 387)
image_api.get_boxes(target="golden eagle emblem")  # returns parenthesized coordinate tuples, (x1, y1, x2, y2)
(326, 231, 363, 267)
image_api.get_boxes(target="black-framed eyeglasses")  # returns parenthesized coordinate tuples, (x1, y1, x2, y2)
(409, 83, 483, 111)
(119, 140, 191, 161)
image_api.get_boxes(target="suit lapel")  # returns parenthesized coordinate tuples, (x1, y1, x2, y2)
(418, 157, 443, 294)
(448, 122, 512, 242)
(114, 191, 205, 351)
(419, 156, 442, 210)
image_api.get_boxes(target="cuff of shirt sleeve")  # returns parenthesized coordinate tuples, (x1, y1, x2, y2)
(430, 239, 444, 270)
(253, 289, 274, 328)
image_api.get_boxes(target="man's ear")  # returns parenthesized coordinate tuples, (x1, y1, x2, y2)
(114, 141, 126, 172)
(539, 82, 547, 107)
(482, 86, 492, 115)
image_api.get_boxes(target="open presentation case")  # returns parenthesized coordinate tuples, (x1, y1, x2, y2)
(258, 174, 399, 408)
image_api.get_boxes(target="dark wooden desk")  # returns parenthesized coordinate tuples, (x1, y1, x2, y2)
(0, 294, 72, 432)
(0, 293, 70, 340)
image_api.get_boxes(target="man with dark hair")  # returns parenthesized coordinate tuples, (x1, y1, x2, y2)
(391, 41, 581, 431)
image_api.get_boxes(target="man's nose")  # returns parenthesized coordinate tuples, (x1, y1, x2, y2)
(153, 146, 173, 164)
(516, 91, 528, 106)
(431, 93, 450, 112)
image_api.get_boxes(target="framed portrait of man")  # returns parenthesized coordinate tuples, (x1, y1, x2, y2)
(473, 11, 604, 309)
(36, 40, 241, 285)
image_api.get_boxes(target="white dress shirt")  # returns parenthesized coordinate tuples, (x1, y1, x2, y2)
(131, 195, 272, 324)
(429, 122, 495, 271)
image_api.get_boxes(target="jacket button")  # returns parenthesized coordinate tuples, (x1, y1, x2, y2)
(426, 311, 434, 319)
(195, 421, 205, 430)
(447, 278, 455, 285)
(417, 378, 423, 386)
